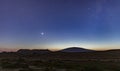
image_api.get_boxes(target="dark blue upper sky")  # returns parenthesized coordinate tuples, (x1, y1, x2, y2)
(0, 0, 120, 51)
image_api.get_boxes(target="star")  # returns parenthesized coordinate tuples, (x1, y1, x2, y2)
(41, 32, 44, 36)
(88, 8, 91, 10)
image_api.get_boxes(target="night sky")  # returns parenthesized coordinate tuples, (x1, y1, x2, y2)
(0, 0, 120, 51)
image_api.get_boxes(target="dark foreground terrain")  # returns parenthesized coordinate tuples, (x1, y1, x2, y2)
(0, 49, 120, 71)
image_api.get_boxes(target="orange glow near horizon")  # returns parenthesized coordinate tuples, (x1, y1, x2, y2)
(0, 43, 120, 52)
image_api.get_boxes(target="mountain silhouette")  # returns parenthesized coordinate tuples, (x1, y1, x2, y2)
(17, 49, 51, 54)
(59, 47, 95, 52)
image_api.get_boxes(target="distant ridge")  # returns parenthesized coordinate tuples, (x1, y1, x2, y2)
(17, 49, 51, 54)
(59, 47, 95, 52)
(107, 49, 120, 51)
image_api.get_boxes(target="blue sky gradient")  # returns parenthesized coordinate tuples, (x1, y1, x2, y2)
(0, 0, 120, 51)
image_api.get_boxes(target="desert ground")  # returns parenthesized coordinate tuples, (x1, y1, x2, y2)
(0, 49, 120, 71)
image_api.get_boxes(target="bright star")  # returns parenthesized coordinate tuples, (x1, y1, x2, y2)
(41, 32, 44, 35)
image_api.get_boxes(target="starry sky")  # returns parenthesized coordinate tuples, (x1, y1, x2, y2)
(0, 0, 120, 51)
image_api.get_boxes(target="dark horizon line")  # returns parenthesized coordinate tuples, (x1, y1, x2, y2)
(1, 47, 120, 53)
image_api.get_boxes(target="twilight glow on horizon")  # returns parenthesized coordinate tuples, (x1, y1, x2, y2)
(0, 0, 120, 51)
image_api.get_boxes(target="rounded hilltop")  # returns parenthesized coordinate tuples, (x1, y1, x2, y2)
(59, 47, 95, 52)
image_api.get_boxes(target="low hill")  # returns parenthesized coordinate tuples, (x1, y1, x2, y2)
(59, 47, 95, 52)
(17, 49, 51, 54)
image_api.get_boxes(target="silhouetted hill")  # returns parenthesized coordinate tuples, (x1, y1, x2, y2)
(59, 47, 95, 52)
(1, 48, 120, 60)
(107, 49, 120, 52)
(17, 49, 51, 54)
